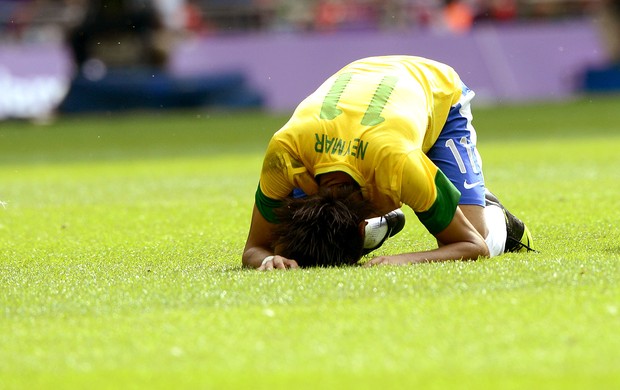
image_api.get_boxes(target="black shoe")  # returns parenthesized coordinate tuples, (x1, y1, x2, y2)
(362, 209, 406, 255)
(485, 191, 535, 253)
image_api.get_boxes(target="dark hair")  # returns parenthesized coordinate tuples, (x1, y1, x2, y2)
(273, 184, 372, 267)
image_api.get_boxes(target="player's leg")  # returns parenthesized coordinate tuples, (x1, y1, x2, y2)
(427, 84, 533, 256)
(484, 190, 534, 252)
(427, 84, 486, 235)
(459, 204, 487, 239)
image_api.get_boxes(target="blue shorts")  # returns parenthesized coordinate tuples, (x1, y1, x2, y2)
(426, 84, 485, 206)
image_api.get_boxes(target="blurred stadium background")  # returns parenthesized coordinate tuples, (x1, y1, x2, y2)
(1, 0, 619, 120)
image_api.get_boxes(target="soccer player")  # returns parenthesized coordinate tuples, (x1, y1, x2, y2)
(242, 55, 533, 270)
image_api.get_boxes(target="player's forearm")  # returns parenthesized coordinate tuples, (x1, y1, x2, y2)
(368, 240, 489, 265)
(427, 239, 490, 262)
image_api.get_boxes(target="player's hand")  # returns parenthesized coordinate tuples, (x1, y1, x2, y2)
(258, 255, 299, 271)
(364, 254, 412, 267)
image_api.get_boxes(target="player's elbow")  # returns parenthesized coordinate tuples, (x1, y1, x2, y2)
(453, 235, 490, 261)
(469, 236, 490, 260)
(241, 245, 266, 269)
(241, 250, 255, 268)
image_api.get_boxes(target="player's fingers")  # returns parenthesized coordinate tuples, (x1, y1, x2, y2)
(258, 260, 274, 271)
(365, 257, 388, 267)
(258, 256, 298, 271)
(272, 257, 288, 269)
(284, 259, 299, 269)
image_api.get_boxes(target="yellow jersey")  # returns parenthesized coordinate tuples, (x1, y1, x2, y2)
(256, 55, 463, 234)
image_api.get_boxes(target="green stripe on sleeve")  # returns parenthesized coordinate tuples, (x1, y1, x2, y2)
(255, 184, 283, 223)
(415, 170, 461, 235)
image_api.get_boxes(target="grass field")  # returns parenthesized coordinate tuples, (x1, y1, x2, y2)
(1, 96, 619, 389)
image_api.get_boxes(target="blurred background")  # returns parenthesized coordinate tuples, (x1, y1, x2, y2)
(1, 0, 619, 120)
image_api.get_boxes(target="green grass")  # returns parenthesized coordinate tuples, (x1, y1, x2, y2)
(1, 97, 619, 389)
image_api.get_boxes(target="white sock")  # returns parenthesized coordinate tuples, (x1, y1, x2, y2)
(363, 216, 388, 249)
(484, 205, 507, 257)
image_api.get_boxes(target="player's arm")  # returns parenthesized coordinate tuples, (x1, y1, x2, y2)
(366, 206, 489, 265)
(244, 137, 311, 270)
(368, 153, 488, 265)
(242, 204, 299, 270)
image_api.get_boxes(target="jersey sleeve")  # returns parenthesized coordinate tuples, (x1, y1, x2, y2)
(255, 183, 282, 223)
(399, 150, 461, 234)
(255, 137, 318, 223)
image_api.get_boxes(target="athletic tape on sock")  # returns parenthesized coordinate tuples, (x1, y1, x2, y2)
(484, 205, 507, 257)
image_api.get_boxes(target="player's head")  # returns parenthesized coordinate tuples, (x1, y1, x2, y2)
(273, 183, 372, 267)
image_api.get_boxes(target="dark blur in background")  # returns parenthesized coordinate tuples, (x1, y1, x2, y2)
(0, 0, 612, 39)
(1, 0, 619, 120)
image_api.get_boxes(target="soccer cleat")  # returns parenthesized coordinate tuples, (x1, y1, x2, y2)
(362, 209, 406, 255)
(506, 223, 534, 253)
(485, 190, 535, 253)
